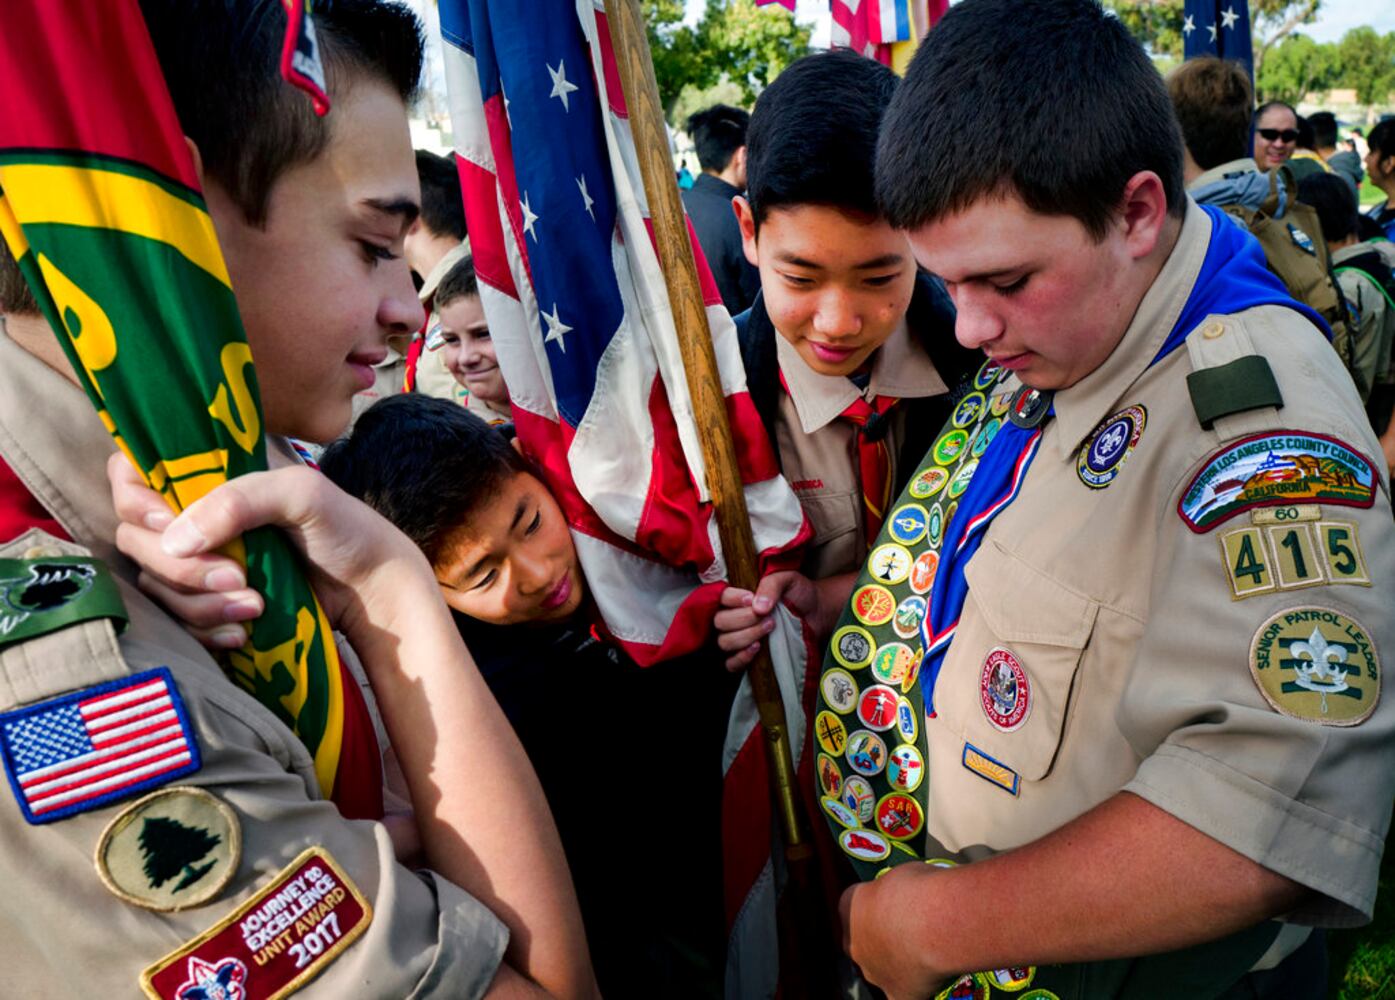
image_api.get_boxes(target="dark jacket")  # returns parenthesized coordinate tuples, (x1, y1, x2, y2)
(682, 173, 761, 315)
(733, 270, 980, 497)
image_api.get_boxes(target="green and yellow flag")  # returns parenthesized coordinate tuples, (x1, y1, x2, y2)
(0, 1, 383, 818)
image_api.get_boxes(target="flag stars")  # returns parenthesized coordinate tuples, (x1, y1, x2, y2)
(577, 175, 596, 221)
(548, 60, 579, 112)
(1221, 6, 1239, 29)
(542, 303, 572, 353)
(521, 192, 539, 241)
(1183, 13, 1195, 35)
(1207, 21, 1218, 41)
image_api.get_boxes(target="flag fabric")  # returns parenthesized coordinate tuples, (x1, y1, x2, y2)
(1183, 0, 1253, 78)
(0, 668, 199, 824)
(437, 1, 817, 993)
(832, 0, 940, 68)
(0, 1, 383, 820)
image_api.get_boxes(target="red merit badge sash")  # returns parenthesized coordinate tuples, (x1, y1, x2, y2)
(141, 847, 371, 1000)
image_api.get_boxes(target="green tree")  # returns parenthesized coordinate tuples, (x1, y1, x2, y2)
(1334, 27, 1395, 105)
(1102, 0, 1322, 80)
(1256, 33, 1336, 103)
(139, 816, 221, 893)
(645, 0, 705, 113)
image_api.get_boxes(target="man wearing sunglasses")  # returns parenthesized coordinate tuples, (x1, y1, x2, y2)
(1253, 101, 1299, 172)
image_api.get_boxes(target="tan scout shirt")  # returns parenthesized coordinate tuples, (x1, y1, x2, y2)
(775, 324, 948, 579)
(0, 331, 508, 997)
(1333, 241, 1395, 391)
(924, 201, 1395, 926)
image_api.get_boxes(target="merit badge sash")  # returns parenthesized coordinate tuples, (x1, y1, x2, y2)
(0, 2, 382, 818)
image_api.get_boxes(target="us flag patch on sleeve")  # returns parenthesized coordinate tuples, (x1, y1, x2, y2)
(0, 667, 201, 824)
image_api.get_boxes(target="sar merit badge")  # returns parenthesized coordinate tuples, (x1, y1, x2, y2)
(1076, 405, 1145, 489)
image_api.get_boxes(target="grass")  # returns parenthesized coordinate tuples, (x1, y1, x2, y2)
(1360, 182, 1387, 208)
(1328, 839, 1395, 998)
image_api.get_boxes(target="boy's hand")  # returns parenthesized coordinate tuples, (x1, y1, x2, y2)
(840, 868, 951, 1000)
(713, 571, 818, 671)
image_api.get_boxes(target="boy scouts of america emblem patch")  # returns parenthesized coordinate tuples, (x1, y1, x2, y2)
(980, 647, 1031, 732)
(1077, 405, 1146, 489)
(1249, 607, 1380, 726)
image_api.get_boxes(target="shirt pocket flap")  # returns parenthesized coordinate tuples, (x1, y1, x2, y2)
(799, 490, 859, 544)
(964, 539, 1097, 647)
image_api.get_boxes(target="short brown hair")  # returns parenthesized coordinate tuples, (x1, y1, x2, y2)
(1167, 57, 1253, 171)
(0, 239, 39, 316)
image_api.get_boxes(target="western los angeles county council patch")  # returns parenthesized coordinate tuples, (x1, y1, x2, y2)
(141, 847, 371, 1000)
(1250, 607, 1379, 726)
(831, 625, 875, 669)
(1077, 405, 1146, 489)
(96, 787, 241, 912)
(1179, 431, 1376, 533)
(980, 647, 1032, 732)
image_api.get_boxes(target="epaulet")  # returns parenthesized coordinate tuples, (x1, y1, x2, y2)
(1183, 315, 1285, 435)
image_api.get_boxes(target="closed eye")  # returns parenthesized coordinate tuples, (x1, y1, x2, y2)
(359, 240, 400, 266)
(994, 275, 1029, 296)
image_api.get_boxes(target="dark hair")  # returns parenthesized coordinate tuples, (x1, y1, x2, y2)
(320, 394, 528, 564)
(1297, 172, 1359, 244)
(139, 0, 423, 225)
(686, 104, 750, 174)
(434, 254, 479, 309)
(745, 50, 898, 226)
(1167, 57, 1253, 171)
(1369, 119, 1395, 160)
(0, 239, 39, 316)
(1308, 111, 1338, 150)
(1295, 114, 1316, 152)
(876, 0, 1184, 239)
(416, 149, 467, 241)
(1255, 101, 1298, 127)
(1356, 214, 1384, 242)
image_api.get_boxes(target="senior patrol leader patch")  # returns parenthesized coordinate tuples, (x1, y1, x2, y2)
(0, 667, 200, 824)
(1077, 405, 1146, 489)
(141, 846, 372, 1000)
(97, 787, 241, 912)
(1179, 432, 1376, 533)
(1250, 607, 1379, 726)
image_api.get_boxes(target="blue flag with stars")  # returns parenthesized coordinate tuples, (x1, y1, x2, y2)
(1183, 0, 1253, 79)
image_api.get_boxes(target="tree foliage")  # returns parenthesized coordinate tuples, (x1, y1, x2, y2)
(1102, 0, 1321, 77)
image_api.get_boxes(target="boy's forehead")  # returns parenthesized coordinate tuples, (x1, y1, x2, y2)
(758, 204, 907, 264)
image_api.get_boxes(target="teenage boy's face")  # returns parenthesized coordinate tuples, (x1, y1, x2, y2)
(736, 202, 916, 377)
(205, 80, 425, 444)
(438, 294, 508, 406)
(433, 471, 585, 626)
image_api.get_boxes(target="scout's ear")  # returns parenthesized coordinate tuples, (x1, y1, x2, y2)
(734, 196, 759, 268)
(1116, 169, 1171, 262)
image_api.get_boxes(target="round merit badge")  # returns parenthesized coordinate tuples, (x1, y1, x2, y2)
(947, 458, 979, 499)
(901, 649, 924, 692)
(909, 466, 950, 499)
(839, 826, 891, 862)
(1077, 404, 1146, 489)
(815, 711, 849, 755)
(933, 429, 970, 466)
(936, 973, 990, 1000)
(974, 360, 1002, 389)
(871, 642, 915, 685)
(888, 504, 929, 545)
(971, 418, 1001, 458)
(896, 696, 918, 744)
(927, 504, 945, 547)
(909, 550, 940, 595)
(988, 967, 1036, 990)
(868, 544, 913, 586)
(817, 753, 843, 797)
(887, 744, 924, 792)
(893, 595, 927, 639)
(821, 668, 859, 714)
(875, 792, 925, 841)
(841, 775, 876, 823)
(832, 625, 876, 669)
(851, 585, 896, 627)
(96, 787, 241, 912)
(857, 685, 901, 731)
(821, 795, 862, 830)
(1249, 607, 1380, 726)
(981, 646, 1032, 732)
(990, 390, 1011, 417)
(952, 391, 987, 428)
(845, 729, 888, 776)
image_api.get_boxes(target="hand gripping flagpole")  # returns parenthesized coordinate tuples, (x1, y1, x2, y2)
(603, 0, 810, 863)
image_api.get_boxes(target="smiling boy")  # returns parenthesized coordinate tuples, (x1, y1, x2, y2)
(426, 254, 513, 426)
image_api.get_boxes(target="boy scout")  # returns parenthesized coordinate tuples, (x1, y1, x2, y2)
(0, 1, 592, 997)
(826, 2, 1395, 997)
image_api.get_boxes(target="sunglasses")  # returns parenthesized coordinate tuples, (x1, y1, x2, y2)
(1257, 128, 1299, 143)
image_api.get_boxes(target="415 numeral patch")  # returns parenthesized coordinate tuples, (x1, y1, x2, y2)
(1219, 514, 1369, 600)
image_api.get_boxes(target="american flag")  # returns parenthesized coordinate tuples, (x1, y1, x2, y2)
(438, 1, 819, 993)
(1182, 0, 1253, 78)
(0, 668, 199, 824)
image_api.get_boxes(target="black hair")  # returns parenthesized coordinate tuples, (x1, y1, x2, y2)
(434, 254, 479, 309)
(1297, 172, 1359, 244)
(877, 0, 1184, 239)
(1255, 100, 1298, 127)
(0, 239, 39, 316)
(685, 104, 751, 174)
(1370, 119, 1395, 160)
(1295, 115, 1317, 152)
(320, 394, 528, 565)
(1167, 57, 1253, 171)
(1308, 111, 1339, 150)
(139, 0, 423, 225)
(416, 149, 468, 241)
(745, 49, 898, 226)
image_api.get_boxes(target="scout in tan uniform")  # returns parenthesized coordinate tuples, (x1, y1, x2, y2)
(0, 1, 593, 996)
(808, 3, 1394, 997)
(425, 253, 514, 426)
(413, 240, 473, 405)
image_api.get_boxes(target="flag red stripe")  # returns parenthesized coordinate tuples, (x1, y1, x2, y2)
(593, 10, 628, 119)
(19, 725, 183, 788)
(458, 155, 519, 299)
(30, 751, 192, 813)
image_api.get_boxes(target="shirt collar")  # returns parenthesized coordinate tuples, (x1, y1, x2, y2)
(692, 173, 742, 199)
(1187, 158, 1261, 191)
(1050, 198, 1212, 460)
(776, 319, 947, 435)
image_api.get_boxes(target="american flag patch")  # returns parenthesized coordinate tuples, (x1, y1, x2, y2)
(0, 667, 200, 824)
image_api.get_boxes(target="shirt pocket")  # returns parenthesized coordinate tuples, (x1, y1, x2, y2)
(943, 538, 1099, 783)
(799, 489, 859, 547)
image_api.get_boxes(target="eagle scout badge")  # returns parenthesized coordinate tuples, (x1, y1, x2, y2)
(845, 730, 888, 776)
(1077, 405, 1146, 489)
(839, 827, 891, 862)
(909, 467, 949, 499)
(141, 847, 371, 1000)
(842, 776, 876, 823)
(1249, 607, 1380, 726)
(831, 626, 875, 669)
(875, 792, 924, 840)
(851, 585, 895, 626)
(96, 787, 240, 912)
(821, 669, 858, 714)
(980, 647, 1032, 732)
(1179, 432, 1376, 533)
(0, 667, 200, 824)
(888, 504, 929, 545)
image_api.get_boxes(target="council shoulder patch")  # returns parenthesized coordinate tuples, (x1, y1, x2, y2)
(96, 787, 240, 912)
(1179, 431, 1376, 533)
(1250, 607, 1379, 726)
(141, 846, 372, 1000)
(0, 667, 200, 824)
